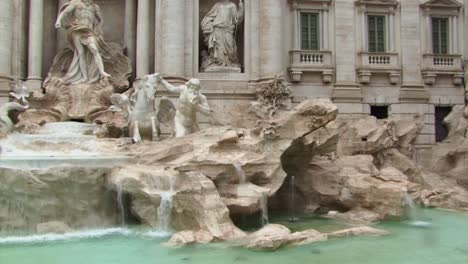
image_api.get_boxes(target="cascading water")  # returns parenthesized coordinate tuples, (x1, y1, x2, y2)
(403, 193, 431, 227)
(289, 175, 298, 222)
(234, 162, 246, 184)
(156, 175, 175, 232)
(260, 193, 269, 226)
(0, 122, 130, 169)
(116, 183, 125, 226)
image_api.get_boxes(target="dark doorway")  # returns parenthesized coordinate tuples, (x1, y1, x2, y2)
(370, 105, 389, 119)
(435, 106, 452, 142)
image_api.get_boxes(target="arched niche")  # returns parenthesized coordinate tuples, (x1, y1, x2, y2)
(198, 0, 245, 73)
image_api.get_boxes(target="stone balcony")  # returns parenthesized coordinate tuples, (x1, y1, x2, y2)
(421, 54, 464, 85)
(288, 50, 334, 83)
(356, 52, 401, 84)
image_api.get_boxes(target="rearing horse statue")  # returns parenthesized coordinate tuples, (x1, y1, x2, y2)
(110, 73, 175, 143)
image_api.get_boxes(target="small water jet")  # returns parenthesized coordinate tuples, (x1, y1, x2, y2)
(289, 175, 299, 222)
(156, 175, 175, 232)
(403, 193, 431, 227)
(116, 183, 125, 226)
(234, 163, 246, 184)
(260, 193, 269, 226)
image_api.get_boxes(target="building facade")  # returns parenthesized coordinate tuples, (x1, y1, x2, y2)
(0, 0, 466, 155)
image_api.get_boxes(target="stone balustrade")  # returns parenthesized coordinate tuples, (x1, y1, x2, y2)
(288, 50, 334, 83)
(421, 54, 464, 85)
(422, 54, 463, 71)
(358, 52, 400, 70)
(356, 52, 401, 85)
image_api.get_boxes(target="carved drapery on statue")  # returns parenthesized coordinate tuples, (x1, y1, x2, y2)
(17, 0, 131, 131)
(48, 1, 131, 91)
(201, 0, 244, 72)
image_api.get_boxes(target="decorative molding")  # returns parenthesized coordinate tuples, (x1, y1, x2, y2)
(289, 0, 332, 10)
(420, 0, 462, 9)
(355, 0, 399, 7)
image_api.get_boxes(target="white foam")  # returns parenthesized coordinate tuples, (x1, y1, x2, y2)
(140, 231, 172, 238)
(0, 228, 132, 245)
(409, 221, 432, 228)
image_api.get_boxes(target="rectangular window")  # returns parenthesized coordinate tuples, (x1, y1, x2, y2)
(370, 106, 389, 119)
(301, 13, 320, 50)
(432, 17, 449, 54)
(368, 15, 386, 53)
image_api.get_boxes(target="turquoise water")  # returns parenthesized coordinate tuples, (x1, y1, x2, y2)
(1, 209, 468, 264)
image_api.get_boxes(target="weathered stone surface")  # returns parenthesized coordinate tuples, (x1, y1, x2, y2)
(240, 224, 327, 250)
(36, 221, 73, 234)
(163, 230, 214, 247)
(274, 154, 413, 220)
(0, 167, 118, 233)
(287, 229, 328, 246)
(328, 226, 389, 237)
(109, 165, 245, 241)
(337, 115, 423, 157)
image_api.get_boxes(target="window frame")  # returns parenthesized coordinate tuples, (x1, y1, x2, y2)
(367, 14, 387, 53)
(300, 11, 321, 51)
(431, 16, 450, 55)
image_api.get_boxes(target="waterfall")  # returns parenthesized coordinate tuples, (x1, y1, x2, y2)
(156, 176, 175, 232)
(403, 193, 431, 227)
(234, 163, 246, 184)
(116, 183, 125, 226)
(260, 193, 269, 226)
(289, 175, 298, 222)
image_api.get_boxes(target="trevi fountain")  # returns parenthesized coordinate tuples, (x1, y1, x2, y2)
(1, 0, 468, 263)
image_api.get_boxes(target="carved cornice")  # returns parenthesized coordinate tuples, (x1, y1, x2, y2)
(289, 0, 332, 10)
(420, 0, 462, 10)
(355, 0, 399, 7)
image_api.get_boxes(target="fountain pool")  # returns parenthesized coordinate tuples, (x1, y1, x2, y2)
(1, 209, 467, 264)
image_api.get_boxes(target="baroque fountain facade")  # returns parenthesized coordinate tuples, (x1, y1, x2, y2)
(1, 0, 468, 261)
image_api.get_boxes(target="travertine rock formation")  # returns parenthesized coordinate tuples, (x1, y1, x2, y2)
(0, 167, 118, 233)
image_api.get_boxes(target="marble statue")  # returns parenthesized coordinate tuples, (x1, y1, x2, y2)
(158, 77, 212, 137)
(0, 83, 30, 137)
(55, 0, 115, 85)
(201, 0, 244, 72)
(110, 74, 173, 143)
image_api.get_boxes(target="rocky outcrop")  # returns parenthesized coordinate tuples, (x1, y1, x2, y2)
(163, 230, 214, 246)
(109, 165, 245, 241)
(328, 226, 389, 237)
(240, 224, 327, 251)
(112, 99, 337, 224)
(0, 167, 118, 233)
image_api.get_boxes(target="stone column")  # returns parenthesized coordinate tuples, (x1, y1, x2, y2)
(125, 0, 137, 76)
(56, 0, 69, 53)
(26, 0, 44, 91)
(425, 11, 431, 54)
(0, 0, 13, 103)
(136, 0, 151, 80)
(259, 0, 283, 79)
(12, 0, 27, 83)
(389, 12, 395, 52)
(322, 6, 329, 50)
(159, 0, 185, 77)
(332, 0, 362, 104)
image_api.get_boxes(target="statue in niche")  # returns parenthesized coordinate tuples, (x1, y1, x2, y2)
(201, 0, 244, 72)
(55, 0, 110, 84)
(16, 0, 131, 131)
(157, 76, 213, 137)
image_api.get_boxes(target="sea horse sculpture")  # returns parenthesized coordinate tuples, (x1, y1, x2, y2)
(110, 73, 176, 143)
(0, 84, 30, 137)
